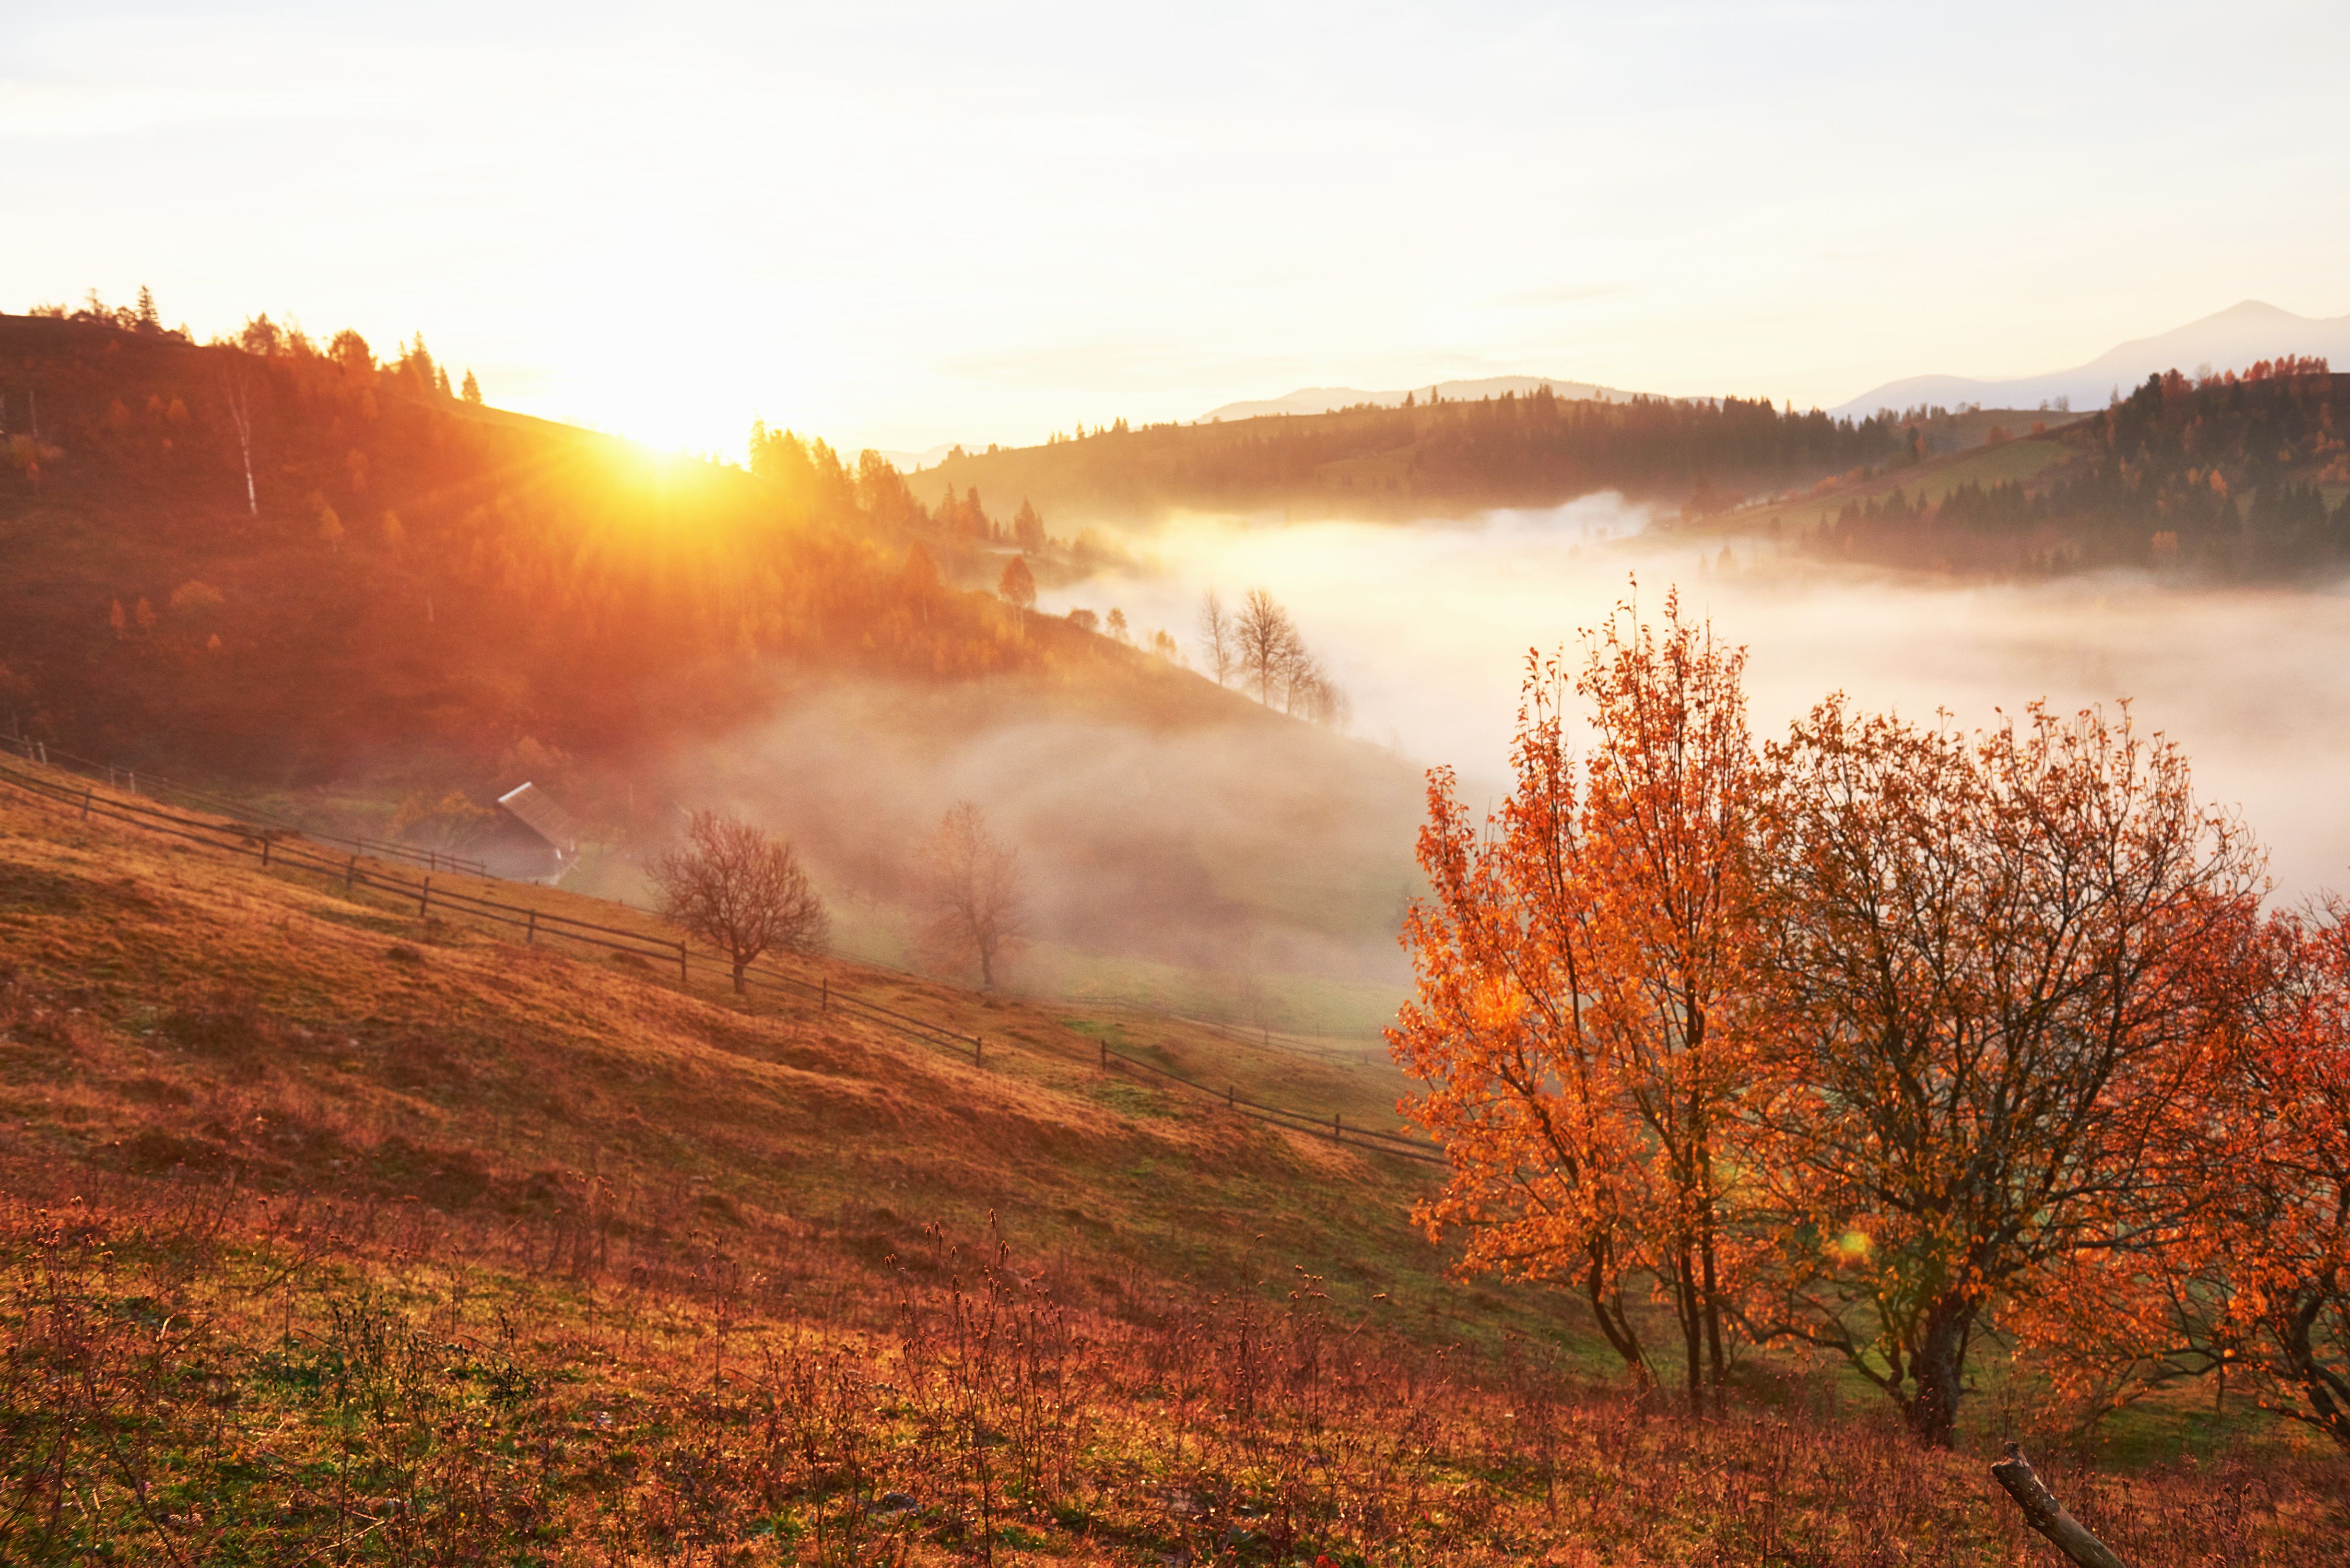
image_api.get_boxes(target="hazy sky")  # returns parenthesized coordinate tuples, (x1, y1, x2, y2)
(8, 2, 2349, 454)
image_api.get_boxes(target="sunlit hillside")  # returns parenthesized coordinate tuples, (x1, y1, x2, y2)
(0, 304, 1429, 1033)
(907, 391, 2038, 528)
(6, 759, 2344, 1563)
(1698, 361, 2350, 577)
(0, 312, 1197, 791)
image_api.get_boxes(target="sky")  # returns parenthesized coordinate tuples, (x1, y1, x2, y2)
(8, 1, 2350, 455)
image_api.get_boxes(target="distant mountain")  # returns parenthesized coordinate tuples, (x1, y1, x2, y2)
(1831, 300, 2350, 418)
(1197, 374, 1641, 423)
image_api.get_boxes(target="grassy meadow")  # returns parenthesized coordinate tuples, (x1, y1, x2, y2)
(3, 768, 2347, 1563)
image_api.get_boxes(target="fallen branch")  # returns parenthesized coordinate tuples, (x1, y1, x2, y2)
(1990, 1443, 2129, 1568)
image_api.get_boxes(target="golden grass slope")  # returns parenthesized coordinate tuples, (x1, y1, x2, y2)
(4, 772, 2348, 1564)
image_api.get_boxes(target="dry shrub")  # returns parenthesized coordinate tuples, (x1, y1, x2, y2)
(4, 1173, 2344, 1566)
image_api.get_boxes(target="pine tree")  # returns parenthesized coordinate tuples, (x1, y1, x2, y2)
(461, 369, 482, 404)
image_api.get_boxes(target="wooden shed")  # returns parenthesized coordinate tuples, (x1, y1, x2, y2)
(485, 781, 582, 882)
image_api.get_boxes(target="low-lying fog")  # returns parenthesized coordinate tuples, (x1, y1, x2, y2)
(1050, 497, 2350, 903)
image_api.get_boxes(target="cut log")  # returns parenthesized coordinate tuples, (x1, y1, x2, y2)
(1990, 1443, 2130, 1568)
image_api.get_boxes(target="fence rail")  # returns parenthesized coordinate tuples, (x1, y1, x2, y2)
(0, 755, 1440, 1170)
(0, 736, 486, 875)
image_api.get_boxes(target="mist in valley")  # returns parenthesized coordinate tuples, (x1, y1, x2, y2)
(647, 500, 2350, 1024)
(1051, 500, 2350, 903)
(655, 676, 1427, 1029)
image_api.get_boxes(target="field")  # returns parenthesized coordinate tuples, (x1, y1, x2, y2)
(1691, 437, 2083, 545)
(4, 767, 2347, 1563)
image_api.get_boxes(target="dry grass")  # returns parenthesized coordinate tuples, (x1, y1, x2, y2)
(3, 780, 2348, 1563)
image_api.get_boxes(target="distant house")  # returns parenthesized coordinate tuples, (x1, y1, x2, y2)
(484, 781, 582, 882)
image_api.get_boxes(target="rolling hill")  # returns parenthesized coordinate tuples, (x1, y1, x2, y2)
(0, 308, 1429, 1018)
(1693, 362, 2350, 578)
(5, 750, 2342, 1563)
(1195, 374, 1643, 423)
(908, 385, 1962, 530)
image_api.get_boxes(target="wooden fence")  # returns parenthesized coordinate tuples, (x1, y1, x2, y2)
(0, 757, 1443, 1169)
(0, 736, 486, 875)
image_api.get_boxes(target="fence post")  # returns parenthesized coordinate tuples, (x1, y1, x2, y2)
(677, 943, 688, 984)
(820, 976, 828, 1012)
(526, 909, 537, 946)
(345, 854, 357, 890)
(126, 770, 136, 796)
(418, 877, 431, 918)
(35, 742, 45, 765)
(261, 836, 271, 867)
(428, 849, 439, 873)
(80, 787, 92, 820)
(1334, 1111, 1343, 1139)
(1100, 1040, 1108, 1071)
(974, 1035, 983, 1066)
(1228, 1084, 1236, 1112)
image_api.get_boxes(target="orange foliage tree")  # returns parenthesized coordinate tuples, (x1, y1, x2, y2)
(1741, 699, 2261, 1445)
(1391, 588, 1761, 1409)
(2070, 902, 2350, 1447)
(2211, 903, 2350, 1446)
(1397, 592, 2275, 1446)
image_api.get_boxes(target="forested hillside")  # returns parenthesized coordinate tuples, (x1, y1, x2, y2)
(908, 387, 2025, 526)
(1793, 360, 2350, 575)
(0, 312, 1195, 793)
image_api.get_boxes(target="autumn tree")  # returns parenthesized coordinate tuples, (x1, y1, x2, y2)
(1392, 589, 1762, 1407)
(1744, 700, 2261, 1445)
(1013, 497, 1047, 553)
(916, 801, 1026, 989)
(1234, 588, 1297, 703)
(997, 555, 1037, 610)
(2204, 903, 2350, 1447)
(650, 809, 830, 994)
(388, 790, 496, 853)
(328, 328, 374, 380)
(1197, 589, 1235, 686)
(2071, 904, 2350, 1447)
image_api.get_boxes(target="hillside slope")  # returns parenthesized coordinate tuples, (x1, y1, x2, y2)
(0, 312, 1208, 788)
(910, 388, 2051, 529)
(1713, 363, 2350, 577)
(0, 311, 1437, 1003)
(0, 764, 1448, 1324)
(6, 712, 2345, 1564)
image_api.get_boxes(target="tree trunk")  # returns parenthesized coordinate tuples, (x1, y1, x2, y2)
(1990, 1445, 2130, 1568)
(1584, 1249, 1647, 1380)
(730, 958, 747, 994)
(1905, 1301, 1973, 1445)
(1676, 1246, 1704, 1412)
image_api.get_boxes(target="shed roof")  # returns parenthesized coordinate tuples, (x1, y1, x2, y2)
(495, 781, 582, 854)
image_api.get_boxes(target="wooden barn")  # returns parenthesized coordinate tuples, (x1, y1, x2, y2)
(483, 781, 582, 882)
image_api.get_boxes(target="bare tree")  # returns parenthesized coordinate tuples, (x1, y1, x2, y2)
(651, 809, 830, 993)
(1196, 589, 1235, 686)
(916, 801, 1026, 989)
(1235, 587, 1296, 703)
(220, 355, 257, 516)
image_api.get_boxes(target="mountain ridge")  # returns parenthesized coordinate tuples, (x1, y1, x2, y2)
(1196, 373, 1642, 423)
(1830, 300, 2350, 417)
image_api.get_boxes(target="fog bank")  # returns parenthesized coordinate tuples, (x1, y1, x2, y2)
(1050, 499, 2350, 901)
